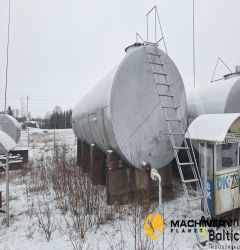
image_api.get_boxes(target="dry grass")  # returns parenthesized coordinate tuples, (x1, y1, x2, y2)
(0, 134, 159, 250)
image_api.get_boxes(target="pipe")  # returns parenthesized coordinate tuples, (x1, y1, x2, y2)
(150, 168, 163, 210)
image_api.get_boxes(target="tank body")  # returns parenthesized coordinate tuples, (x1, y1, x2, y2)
(72, 44, 187, 169)
(0, 114, 21, 153)
(187, 77, 240, 123)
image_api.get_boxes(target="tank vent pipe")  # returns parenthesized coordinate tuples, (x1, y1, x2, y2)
(150, 168, 163, 211)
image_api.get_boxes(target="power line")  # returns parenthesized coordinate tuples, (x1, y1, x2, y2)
(22, 97, 78, 103)
(0, 95, 79, 103)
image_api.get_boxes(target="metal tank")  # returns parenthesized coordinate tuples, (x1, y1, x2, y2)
(0, 114, 21, 154)
(187, 71, 240, 123)
(72, 43, 187, 169)
(186, 70, 240, 154)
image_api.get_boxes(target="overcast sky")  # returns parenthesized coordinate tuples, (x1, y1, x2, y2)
(0, 0, 240, 117)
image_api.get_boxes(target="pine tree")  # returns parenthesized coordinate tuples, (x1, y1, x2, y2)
(7, 106, 13, 116)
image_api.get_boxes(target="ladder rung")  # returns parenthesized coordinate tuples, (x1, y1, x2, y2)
(153, 72, 167, 76)
(174, 146, 189, 150)
(178, 162, 194, 166)
(147, 52, 161, 57)
(166, 119, 181, 122)
(156, 82, 171, 86)
(169, 132, 185, 135)
(162, 105, 180, 109)
(188, 196, 204, 202)
(159, 94, 174, 97)
(183, 178, 199, 183)
(150, 61, 164, 66)
(204, 215, 211, 219)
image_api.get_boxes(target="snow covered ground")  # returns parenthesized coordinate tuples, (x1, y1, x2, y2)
(0, 129, 239, 250)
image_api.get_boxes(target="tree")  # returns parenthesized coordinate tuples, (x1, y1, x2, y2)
(31, 107, 72, 129)
(13, 108, 20, 118)
(7, 106, 13, 116)
(53, 106, 62, 114)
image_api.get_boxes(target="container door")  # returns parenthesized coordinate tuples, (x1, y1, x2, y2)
(200, 142, 214, 216)
(214, 142, 240, 216)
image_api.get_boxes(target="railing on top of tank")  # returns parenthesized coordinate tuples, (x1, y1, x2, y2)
(135, 6, 168, 54)
(136, 32, 163, 47)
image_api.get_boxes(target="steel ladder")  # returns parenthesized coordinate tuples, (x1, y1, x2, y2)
(143, 43, 211, 242)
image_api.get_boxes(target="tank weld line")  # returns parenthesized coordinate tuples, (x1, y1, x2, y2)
(96, 121, 105, 145)
(172, 76, 182, 85)
(87, 114, 95, 142)
(121, 101, 162, 148)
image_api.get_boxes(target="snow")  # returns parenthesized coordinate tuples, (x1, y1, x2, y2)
(0, 129, 239, 250)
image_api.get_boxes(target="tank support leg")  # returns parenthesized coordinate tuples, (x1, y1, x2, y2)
(106, 150, 132, 204)
(158, 163, 173, 197)
(106, 150, 159, 205)
(80, 141, 90, 173)
(90, 144, 106, 185)
(77, 138, 82, 166)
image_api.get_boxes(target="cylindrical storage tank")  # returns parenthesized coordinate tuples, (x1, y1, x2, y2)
(187, 76, 240, 123)
(0, 114, 21, 153)
(72, 44, 187, 169)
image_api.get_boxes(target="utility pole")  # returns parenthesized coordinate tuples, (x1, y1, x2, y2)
(26, 96, 29, 121)
(6, 152, 9, 227)
(4, 0, 11, 112)
(3, 0, 11, 228)
(27, 96, 30, 147)
(193, 0, 196, 88)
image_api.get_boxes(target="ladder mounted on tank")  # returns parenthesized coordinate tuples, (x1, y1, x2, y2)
(136, 5, 211, 245)
(144, 42, 211, 243)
